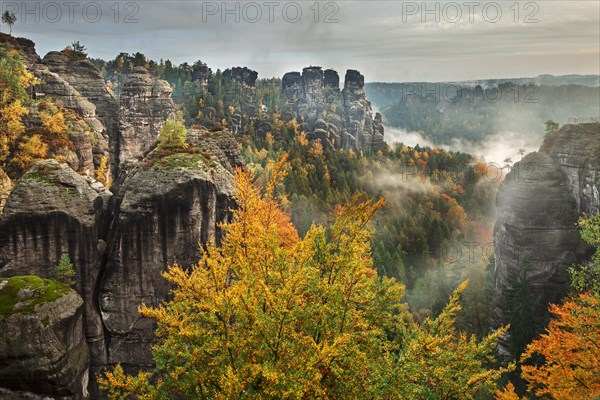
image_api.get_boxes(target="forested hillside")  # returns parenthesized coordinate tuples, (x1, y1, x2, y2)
(366, 81, 600, 144)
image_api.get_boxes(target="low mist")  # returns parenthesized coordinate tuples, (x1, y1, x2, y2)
(384, 125, 542, 165)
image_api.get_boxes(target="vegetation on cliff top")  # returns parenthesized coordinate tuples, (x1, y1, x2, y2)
(0, 275, 71, 315)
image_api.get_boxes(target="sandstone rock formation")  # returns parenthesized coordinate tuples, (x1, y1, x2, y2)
(100, 145, 235, 371)
(492, 123, 600, 354)
(0, 37, 246, 398)
(281, 67, 385, 153)
(223, 66, 258, 87)
(42, 52, 119, 169)
(0, 131, 241, 397)
(3, 36, 109, 175)
(0, 160, 113, 383)
(0, 276, 89, 399)
(118, 67, 175, 172)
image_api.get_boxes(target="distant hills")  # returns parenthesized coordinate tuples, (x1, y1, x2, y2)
(365, 75, 600, 146)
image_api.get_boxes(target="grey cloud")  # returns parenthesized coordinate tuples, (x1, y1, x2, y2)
(2, 0, 598, 81)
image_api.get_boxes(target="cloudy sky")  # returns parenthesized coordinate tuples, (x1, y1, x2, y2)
(2, 1, 599, 82)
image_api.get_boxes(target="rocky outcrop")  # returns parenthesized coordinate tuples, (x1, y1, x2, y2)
(223, 66, 258, 87)
(99, 144, 235, 371)
(540, 123, 600, 214)
(281, 67, 384, 152)
(0, 276, 89, 399)
(0, 37, 108, 174)
(0, 160, 113, 390)
(118, 67, 175, 171)
(0, 37, 245, 398)
(0, 169, 11, 213)
(492, 123, 600, 354)
(43, 52, 118, 169)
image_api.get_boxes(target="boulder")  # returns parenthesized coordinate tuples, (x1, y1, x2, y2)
(0, 276, 89, 399)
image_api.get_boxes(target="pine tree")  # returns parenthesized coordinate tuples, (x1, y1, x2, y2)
(55, 255, 76, 286)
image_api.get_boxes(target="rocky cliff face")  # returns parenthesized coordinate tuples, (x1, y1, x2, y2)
(118, 67, 175, 172)
(492, 123, 600, 353)
(0, 138, 239, 397)
(281, 67, 384, 153)
(0, 277, 89, 400)
(100, 147, 234, 370)
(42, 52, 119, 169)
(0, 36, 245, 398)
(0, 160, 113, 384)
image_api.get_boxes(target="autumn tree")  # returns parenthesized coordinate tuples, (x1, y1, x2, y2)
(496, 294, 600, 400)
(95, 156, 113, 188)
(100, 156, 406, 398)
(100, 156, 510, 399)
(386, 280, 510, 399)
(39, 101, 68, 136)
(520, 293, 600, 399)
(157, 112, 188, 151)
(10, 134, 47, 170)
(0, 44, 39, 168)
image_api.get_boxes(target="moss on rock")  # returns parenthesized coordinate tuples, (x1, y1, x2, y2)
(150, 152, 209, 171)
(0, 275, 71, 315)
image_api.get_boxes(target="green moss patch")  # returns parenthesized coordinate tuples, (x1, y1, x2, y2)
(149, 153, 208, 171)
(22, 171, 55, 186)
(0, 276, 71, 315)
(21, 167, 79, 197)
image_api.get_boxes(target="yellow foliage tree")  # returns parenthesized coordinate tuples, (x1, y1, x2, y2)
(0, 44, 40, 172)
(0, 99, 28, 163)
(40, 108, 68, 136)
(11, 134, 48, 170)
(158, 112, 188, 151)
(99, 156, 510, 399)
(95, 156, 113, 188)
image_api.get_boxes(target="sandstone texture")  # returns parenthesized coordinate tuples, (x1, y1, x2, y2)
(492, 123, 600, 353)
(118, 67, 175, 172)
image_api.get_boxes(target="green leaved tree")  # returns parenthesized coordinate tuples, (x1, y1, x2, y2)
(54, 255, 76, 286)
(158, 112, 188, 151)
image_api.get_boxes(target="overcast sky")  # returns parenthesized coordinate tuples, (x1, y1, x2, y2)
(2, 1, 599, 82)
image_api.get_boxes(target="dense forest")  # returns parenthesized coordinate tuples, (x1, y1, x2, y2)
(0, 38, 599, 399)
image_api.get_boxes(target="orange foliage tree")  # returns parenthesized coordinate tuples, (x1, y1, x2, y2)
(521, 293, 600, 399)
(496, 293, 600, 400)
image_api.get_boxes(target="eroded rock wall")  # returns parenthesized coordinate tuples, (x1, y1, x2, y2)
(492, 123, 600, 354)
(118, 67, 175, 172)
(281, 67, 385, 152)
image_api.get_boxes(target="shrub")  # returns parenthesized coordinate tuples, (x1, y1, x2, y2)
(54, 255, 76, 286)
